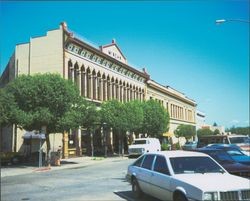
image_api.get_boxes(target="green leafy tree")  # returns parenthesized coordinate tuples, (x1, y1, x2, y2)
(213, 129, 220, 135)
(100, 100, 124, 154)
(197, 127, 214, 137)
(123, 100, 144, 133)
(100, 100, 144, 155)
(213, 122, 218, 126)
(141, 99, 169, 138)
(228, 126, 250, 135)
(0, 89, 19, 126)
(99, 100, 122, 129)
(174, 124, 196, 140)
(2, 73, 83, 159)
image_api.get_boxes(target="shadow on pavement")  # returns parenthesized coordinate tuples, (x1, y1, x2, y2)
(60, 161, 78, 165)
(114, 191, 160, 201)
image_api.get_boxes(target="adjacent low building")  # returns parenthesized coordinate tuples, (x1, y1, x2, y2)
(0, 22, 196, 158)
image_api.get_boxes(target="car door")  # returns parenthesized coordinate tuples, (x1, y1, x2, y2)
(137, 154, 155, 194)
(151, 155, 172, 201)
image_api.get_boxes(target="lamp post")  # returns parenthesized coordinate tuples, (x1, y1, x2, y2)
(103, 122, 108, 158)
(216, 19, 250, 24)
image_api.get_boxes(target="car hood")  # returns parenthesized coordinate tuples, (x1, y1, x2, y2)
(173, 173, 250, 191)
(128, 144, 146, 148)
(231, 155, 250, 163)
(223, 162, 250, 172)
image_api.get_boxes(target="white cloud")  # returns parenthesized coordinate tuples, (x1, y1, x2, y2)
(230, 119, 240, 124)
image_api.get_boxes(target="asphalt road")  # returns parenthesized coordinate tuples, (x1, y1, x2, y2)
(1, 157, 159, 201)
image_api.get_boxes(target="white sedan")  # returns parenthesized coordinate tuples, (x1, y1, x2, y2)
(126, 151, 250, 201)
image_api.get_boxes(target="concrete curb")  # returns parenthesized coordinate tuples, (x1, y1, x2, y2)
(1, 156, 129, 178)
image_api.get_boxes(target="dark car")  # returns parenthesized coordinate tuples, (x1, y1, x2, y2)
(182, 141, 197, 150)
(194, 148, 250, 178)
(206, 143, 243, 151)
(205, 144, 250, 165)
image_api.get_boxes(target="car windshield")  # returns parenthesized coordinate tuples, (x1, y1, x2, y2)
(227, 150, 245, 156)
(170, 156, 224, 174)
(185, 142, 196, 145)
(133, 140, 147, 145)
(229, 137, 249, 144)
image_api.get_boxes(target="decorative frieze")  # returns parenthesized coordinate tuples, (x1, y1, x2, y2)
(65, 42, 145, 83)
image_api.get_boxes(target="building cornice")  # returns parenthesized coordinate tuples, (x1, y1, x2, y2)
(147, 80, 196, 106)
(63, 30, 150, 81)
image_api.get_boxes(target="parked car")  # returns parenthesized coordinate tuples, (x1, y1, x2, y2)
(182, 141, 197, 150)
(126, 151, 250, 201)
(201, 144, 250, 165)
(194, 147, 250, 178)
(128, 138, 161, 157)
(197, 135, 250, 152)
(206, 143, 250, 156)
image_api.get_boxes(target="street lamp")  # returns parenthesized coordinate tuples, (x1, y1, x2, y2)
(216, 19, 250, 24)
(102, 122, 108, 158)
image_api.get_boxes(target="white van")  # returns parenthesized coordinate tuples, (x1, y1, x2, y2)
(128, 138, 161, 157)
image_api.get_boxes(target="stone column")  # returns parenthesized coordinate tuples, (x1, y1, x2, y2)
(89, 75, 93, 99)
(116, 84, 120, 101)
(103, 79, 107, 101)
(93, 76, 97, 100)
(99, 78, 103, 101)
(127, 88, 130, 102)
(123, 87, 127, 102)
(112, 83, 116, 100)
(63, 131, 69, 159)
(81, 72, 87, 97)
(78, 70, 81, 93)
(75, 128, 82, 156)
(120, 85, 123, 103)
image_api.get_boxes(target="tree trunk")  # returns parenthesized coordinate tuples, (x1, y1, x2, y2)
(45, 133, 51, 166)
(121, 135, 124, 157)
(118, 131, 121, 157)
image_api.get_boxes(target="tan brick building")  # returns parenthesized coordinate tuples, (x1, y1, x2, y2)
(0, 22, 196, 158)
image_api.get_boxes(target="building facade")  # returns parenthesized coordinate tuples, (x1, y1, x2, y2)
(0, 22, 196, 158)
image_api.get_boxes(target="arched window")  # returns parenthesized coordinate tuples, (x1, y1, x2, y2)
(68, 60, 73, 81)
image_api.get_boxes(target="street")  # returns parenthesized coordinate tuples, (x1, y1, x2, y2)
(1, 157, 158, 201)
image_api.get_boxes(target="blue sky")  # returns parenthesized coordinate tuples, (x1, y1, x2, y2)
(0, 1, 249, 128)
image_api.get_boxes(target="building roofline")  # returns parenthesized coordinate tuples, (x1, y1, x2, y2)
(65, 32, 150, 80)
(147, 79, 196, 106)
(101, 41, 127, 61)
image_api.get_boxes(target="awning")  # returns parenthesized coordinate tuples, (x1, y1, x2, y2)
(23, 131, 46, 140)
(162, 132, 174, 137)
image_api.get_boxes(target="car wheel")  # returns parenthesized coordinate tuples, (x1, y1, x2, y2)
(132, 178, 143, 198)
(174, 192, 188, 201)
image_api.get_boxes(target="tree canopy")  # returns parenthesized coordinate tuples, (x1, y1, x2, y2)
(1, 73, 92, 158)
(2, 73, 82, 133)
(0, 89, 19, 126)
(197, 127, 214, 136)
(174, 124, 196, 140)
(141, 99, 169, 138)
(226, 126, 250, 135)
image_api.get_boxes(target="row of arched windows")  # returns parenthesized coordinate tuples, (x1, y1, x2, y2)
(68, 60, 145, 103)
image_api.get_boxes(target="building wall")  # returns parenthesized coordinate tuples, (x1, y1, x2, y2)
(0, 22, 197, 156)
(15, 43, 30, 75)
(30, 29, 63, 75)
(146, 80, 196, 134)
(101, 43, 127, 64)
(0, 126, 14, 152)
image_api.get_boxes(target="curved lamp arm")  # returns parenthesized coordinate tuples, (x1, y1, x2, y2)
(216, 19, 250, 24)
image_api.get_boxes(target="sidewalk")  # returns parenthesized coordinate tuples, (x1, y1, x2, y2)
(1, 156, 129, 178)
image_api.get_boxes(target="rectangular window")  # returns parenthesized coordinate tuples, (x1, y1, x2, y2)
(154, 155, 170, 175)
(141, 155, 155, 170)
